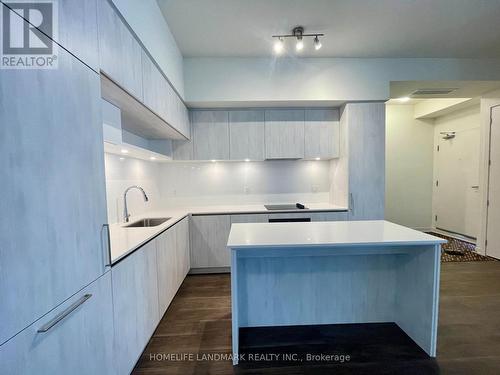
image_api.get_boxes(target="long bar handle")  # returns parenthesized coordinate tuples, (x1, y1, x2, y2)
(102, 223, 112, 267)
(37, 294, 92, 333)
(350, 193, 355, 213)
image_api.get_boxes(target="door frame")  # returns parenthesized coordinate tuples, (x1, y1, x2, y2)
(484, 104, 500, 258)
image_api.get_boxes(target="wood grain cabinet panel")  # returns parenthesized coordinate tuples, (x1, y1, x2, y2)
(176, 217, 191, 280)
(98, 0, 143, 100)
(192, 111, 230, 160)
(304, 109, 340, 160)
(0, 273, 114, 375)
(5, 0, 99, 71)
(265, 109, 305, 159)
(0, 16, 108, 344)
(231, 214, 269, 223)
(190, 215, 231, 268)
(112, 241, 159, 375)
(229, 110, 265, 160)
(156, 228, 178, 317)
(345, 103, 386, 220)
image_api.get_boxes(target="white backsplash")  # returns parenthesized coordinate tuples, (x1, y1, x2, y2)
(104, 154, 332, 223)
(104, 153, 162, 224)
(158, 160, 331, 207)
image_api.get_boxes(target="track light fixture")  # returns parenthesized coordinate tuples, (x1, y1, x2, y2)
(272, 26, 324, 54)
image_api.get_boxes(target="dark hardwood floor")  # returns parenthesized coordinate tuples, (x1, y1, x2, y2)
(133, 261, 500, 375)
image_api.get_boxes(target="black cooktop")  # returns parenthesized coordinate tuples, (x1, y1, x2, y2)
(264, 203, 308, 211)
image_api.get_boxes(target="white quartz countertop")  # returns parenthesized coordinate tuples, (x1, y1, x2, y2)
(227, 220, 447, 249)
(109, 203, 347, 263)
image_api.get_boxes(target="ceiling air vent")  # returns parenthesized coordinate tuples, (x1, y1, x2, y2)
(411, 88, 458, 96)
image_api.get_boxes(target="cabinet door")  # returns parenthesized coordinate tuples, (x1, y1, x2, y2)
(7, 0, 99, 71)
(305, 109, 339, 160)
(98, 0, 143, 100)
(190, 215, 231, 268)
(310, 212, 348, 222)
(176, 217, 191, 281)
(0, 273, 114, 375)
(346, 103, 385, 220)
(0, 25, 108, 343)
(231, 214, 269, 223)
(156, 228, 178, 317)
(112, 242, 159, 375)
(192, 111, 230, 160)
(141, 50, 164, 119)
(229, 110, 265, 160)
(265, 109, 305, 159)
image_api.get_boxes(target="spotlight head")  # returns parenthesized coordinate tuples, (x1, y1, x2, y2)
(273, 37, 284, 54)
(314, 35, 322, 50)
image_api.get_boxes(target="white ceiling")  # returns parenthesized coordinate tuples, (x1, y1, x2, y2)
(157, 0, 500, 58)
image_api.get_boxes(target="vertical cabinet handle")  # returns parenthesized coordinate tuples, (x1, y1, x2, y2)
(101, 224, 112, 267)
(350, 193, 355, 214)
(37, 294, 92, 333)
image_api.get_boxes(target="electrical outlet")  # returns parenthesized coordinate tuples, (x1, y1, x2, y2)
(311, 185, 319, 193)
(244, 186, 250, 194)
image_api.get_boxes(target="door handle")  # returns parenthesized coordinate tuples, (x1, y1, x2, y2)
(37, 294, 92, 333)
(350, 193, 355, 213)
(471, 185, 479, 189)
(101, 224, 112, 267)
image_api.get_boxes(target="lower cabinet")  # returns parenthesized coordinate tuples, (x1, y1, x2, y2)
(156, 226, 179, 316)
(112, 241, 159, 375)
(0, 272, 114, 375)
(176, 217, 191, 283)
(190, 215, 231, 269)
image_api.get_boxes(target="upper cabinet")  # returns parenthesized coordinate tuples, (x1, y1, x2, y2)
(192, 111, 230, 160)
(304, 109, 340, 160)
(229, 110, 265, 161)
(265, 109, 305, 159)
(98, 0, 143, 100)
(141, 50, 169, 121)
(56, 0, 100, 71)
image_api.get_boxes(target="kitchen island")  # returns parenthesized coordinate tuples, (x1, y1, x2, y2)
(227, 220, 446, 365)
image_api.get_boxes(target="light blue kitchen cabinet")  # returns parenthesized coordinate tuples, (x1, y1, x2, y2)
(192, 110, 230, 160)
(265, 109, 305, 159)
(112, 241, 159, 375)
(156, 226, 178, 317)
(304, 109, 340, 160)
(344, 103, 386, 220)
(98, 0, 143, 100)
(141, 51, 190, 139)
(56, 0, 100, 71)
(5, 0, 99, 71)
(229, 110, 265, 160)
(176, 217, 191, 283)
(0, 272, 114, 375)
(231, 214, 269, 223)
(190, 215, 231, 269)
(0, 8, 108, 345)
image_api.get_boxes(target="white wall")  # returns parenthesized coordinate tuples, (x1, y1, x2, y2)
(111, 0, 185, 97)
(385, 104, 434, 230)
(104, 153, 162, 224)
(184, 58, 500, 105)
(158, 160, 331, 207)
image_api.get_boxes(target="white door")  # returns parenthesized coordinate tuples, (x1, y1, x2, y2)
(486, 106, 500, 259)
(435, 128, 481, 238)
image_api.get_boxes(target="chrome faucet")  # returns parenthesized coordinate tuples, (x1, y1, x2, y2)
(123, 186, 149, 223)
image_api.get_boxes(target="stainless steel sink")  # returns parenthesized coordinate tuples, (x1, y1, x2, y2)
(125, 218, 170, 228)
